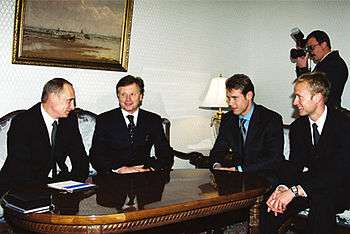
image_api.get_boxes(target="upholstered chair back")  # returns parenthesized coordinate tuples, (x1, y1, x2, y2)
(0, 109, 171, 174)
(161, 118, 170, 143)
(74, 108, 97, 175)
(0, 110, 25, 171)
(0, 109, 97, 173)
(0, 110, 25, 220)
(0, 109, 171, 219)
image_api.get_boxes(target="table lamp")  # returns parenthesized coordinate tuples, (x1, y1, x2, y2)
(200, 75, 228, 137)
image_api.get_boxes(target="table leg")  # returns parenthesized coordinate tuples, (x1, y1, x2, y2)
(249, 195, 263, 234)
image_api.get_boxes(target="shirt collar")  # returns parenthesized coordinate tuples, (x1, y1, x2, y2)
(121, 108, 139, 126)
(319, 50, 332, 63)
(41, 104, 58, 127)
(308, 105, 327, 134)
(239, 103, 254, 122)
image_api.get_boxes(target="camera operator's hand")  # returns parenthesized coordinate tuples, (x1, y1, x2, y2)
(296, 55, 308, 68)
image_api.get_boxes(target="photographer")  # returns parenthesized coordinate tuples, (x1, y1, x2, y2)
(293, 30, 348, 110)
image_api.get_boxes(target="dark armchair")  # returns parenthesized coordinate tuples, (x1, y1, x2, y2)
(161, 117, 210, 168)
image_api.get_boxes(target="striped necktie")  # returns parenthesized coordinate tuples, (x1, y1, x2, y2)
(240, 118, 247, 143)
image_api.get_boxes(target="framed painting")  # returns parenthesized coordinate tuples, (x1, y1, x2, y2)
(12, 0, 133, 71)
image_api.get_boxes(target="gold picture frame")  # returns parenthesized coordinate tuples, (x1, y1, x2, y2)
(12, 0, 133, 71)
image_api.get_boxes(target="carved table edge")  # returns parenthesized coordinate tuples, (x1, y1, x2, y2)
(5, 196, 261, 233)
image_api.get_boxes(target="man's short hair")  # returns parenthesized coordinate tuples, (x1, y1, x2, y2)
(293, 72, 330, 102)
(116, 75, 144, 95)
(41, 78, 73, 103)
(225, 74, 255, 98)
(306, 30, 331, 49)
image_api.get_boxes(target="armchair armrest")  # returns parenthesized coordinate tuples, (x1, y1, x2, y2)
(173, 150, 210, 169)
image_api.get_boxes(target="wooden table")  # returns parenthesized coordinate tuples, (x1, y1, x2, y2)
(2, 169, 269, 233)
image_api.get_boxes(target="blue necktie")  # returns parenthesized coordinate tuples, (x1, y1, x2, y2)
(240, 118, 247, 143)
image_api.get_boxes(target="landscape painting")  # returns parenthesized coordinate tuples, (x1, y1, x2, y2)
(12, 0, 133, 71)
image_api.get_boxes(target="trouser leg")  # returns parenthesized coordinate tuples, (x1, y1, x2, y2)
(307, 194, 336, 234)
(260, 197, 308, 234)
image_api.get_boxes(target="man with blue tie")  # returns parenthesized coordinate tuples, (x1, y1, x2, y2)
(210, 74, 284, 185)
(263, 72, 350, 234)
(90, 75, 174, 174)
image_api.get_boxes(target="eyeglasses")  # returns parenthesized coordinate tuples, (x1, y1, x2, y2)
(118, 92, 141, 99)
(307, 43, 320, 51)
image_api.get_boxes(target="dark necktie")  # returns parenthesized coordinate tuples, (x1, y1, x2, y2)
(127, 115, 136, 144)
(127, 193, 136, 206)
(51, 121, 58, 178)
(240, 118, 247, 143)
(312, 123, 320, 146)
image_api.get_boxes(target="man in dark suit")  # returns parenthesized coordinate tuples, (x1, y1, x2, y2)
(90, 75, 173, 174)
(263, 72, 350, 234)
(0, 78, 89, 197)
(295, 30, 348, 109)
(209, 74, 284, 185)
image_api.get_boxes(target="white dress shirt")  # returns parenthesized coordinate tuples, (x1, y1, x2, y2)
(121, 108, 139, 127)
(308, 106, 327, 145)
(40, 104, 58, 145)
(41, 104, 59, 177)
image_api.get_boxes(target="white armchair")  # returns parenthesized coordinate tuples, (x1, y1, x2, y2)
(0, 108, 97, 219)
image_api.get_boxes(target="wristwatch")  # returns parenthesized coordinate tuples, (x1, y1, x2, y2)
(290, 186, 299, 197)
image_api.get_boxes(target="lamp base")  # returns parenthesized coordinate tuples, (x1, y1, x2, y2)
(211, 110, 224, 138)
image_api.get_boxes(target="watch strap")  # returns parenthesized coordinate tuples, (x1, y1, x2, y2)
(290, 186, 299, 197)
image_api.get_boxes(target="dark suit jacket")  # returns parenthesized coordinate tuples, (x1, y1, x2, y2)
(287, 108, 350, 201)
(0, 103, 89, 196)
(89, 108, 174, 173)
(297, 51, 348, 108)
(209, 104, 284, 174)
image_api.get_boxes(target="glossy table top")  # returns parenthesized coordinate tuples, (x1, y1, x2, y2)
(3, 169, 269, 226)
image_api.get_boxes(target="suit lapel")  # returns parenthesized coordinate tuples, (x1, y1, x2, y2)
(134, 109, 146, 144)
(226, 113, 243, 156)
(299, 115, 325, 160)
(300, 118, 314, 161)
(314, 111, 332, 155)
(244, 107, 259, 147)
(115, 108, 129, 133)
(313, 51, 336, 72)
(34, 103, 52, 149)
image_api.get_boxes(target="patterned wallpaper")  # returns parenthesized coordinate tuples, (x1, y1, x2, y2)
(1, 0, 350, 168)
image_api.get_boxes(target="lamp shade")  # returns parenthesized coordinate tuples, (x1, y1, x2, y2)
(200, 75, 227, 108)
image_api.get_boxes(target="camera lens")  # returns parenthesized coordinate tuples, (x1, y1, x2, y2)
(290, 48, 306, 60)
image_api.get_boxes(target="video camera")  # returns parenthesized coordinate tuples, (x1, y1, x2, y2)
(290, 28, 311, 60)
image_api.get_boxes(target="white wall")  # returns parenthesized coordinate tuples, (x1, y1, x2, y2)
(1, 0, 350, 168)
